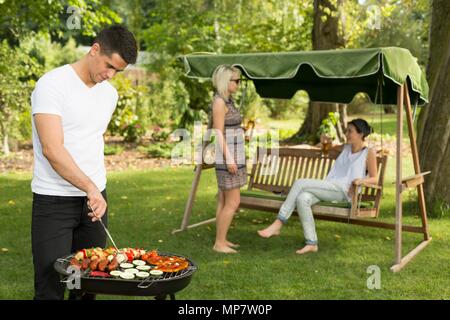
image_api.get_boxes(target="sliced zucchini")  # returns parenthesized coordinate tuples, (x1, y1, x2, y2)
(119, 272, 135, 280)
(150, 270, 163, 276)
(124, 268, 139, 274)
(136, 272, 150, 279)
(109, 271, 122, 278)
(137, 265, 151, 271)
(132, 260, 146, 266)
(120, 263, 134, 269)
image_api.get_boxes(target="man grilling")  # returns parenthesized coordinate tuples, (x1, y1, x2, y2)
(31, 25, 138, 300)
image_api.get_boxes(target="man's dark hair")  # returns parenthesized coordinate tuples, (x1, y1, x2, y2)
(94, 25, 138, 64)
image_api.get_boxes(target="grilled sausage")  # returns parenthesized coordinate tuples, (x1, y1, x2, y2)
(81, 258, 91, 270)
(70, 258, 81, 266)
(107, 258, 119, 271)
(89, 258, 100, 271)
(98, 258, 109, 272)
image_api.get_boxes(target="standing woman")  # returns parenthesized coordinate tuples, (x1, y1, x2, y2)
(210, 65, 247, 253)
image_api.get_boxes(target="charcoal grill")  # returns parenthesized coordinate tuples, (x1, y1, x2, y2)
(54, 251, 197, 300)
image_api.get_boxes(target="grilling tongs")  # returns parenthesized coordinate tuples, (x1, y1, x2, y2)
(87, 203, 120, 253)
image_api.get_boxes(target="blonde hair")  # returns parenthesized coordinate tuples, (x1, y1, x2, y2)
(212, 65, 241, 98)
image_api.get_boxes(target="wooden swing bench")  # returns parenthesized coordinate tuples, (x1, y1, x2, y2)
(240, 146, 388, 221)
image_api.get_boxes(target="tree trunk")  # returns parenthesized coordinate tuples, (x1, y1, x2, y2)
(384, 106, 395, 114)
(0, 112, 10, 155)
(337, 103, 348, 140)
(417, 0, 450, 217)
(288, 0, 347, 144)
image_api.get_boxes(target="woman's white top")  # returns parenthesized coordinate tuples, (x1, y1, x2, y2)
(325, 144, 369, 201)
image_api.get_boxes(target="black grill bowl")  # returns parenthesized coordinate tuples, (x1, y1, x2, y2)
(54, 251, 197, 298)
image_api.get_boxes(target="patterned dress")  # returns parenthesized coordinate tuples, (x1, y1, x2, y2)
(209, 94, 247, 190)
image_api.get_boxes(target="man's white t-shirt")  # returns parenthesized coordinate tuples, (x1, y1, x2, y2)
(31, 64, 118, 196)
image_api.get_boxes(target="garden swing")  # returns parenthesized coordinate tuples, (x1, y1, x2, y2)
(175, 47, 432, 272)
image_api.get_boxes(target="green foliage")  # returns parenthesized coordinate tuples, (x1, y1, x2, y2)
(143, 143, 173, 159)
(0, 40, 43, 149)
(317, 112, 340, 140)
(348, 93, 372, 115)
(104, 144, 124, 156)
(348, 0, 430, 67)
(0, 0, 121, 149)
(147, 65, 194, 130)
(430, 199, 449, 219)
(20, 35, 84, 71)
(109, 74, 149, 142)
(138, 0, 314, 129)
(150, 126, 171, 142)
(263, 91, 309, 119)
(0, 0, 121, 43)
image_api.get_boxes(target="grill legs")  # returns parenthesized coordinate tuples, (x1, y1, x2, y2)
(154, 294, 176, 300)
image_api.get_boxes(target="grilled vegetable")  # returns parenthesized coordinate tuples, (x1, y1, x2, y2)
(109, 271, 122, 278)
(124, 268, 139, 274)
(119, 272, 135, 280)
(137, 265, 151, 271)
(132, 260, 146, 266)
(136, 272, 150, 279)
(150, 270, 163, 276)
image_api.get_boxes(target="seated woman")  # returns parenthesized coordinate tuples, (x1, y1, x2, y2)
(257, 118, 378, 254)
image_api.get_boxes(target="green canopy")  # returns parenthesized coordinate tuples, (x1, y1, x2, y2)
(181, 47, 428, 105)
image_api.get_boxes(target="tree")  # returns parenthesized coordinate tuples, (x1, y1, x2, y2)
(417, 0, 450, 217)
(288, 0, 348, 143)
(0, 0, 120, 154)
(139, 0, 314, 128)
(0, 41, 43, 154)
(0, 0, 120, 43)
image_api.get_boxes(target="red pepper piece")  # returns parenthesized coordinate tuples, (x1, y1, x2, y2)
(90, 271, 111, 278)
(126, 251, 134, 262)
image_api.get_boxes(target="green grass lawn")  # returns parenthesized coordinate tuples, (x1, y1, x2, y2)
(1, 154, 449, 300)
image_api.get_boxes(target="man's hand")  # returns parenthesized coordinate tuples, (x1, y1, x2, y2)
(87, 187, 107, 222)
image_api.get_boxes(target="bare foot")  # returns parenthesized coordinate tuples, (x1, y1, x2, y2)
(295, 245, 318, 255)
(226, 241, 240, 248)
(257, 219, 282, 238)
(213, 244, 238, 253)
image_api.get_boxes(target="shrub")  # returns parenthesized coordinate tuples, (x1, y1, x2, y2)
(109, 74, 150, 142)
(104, 144, 124, 156)
(145, 143, 173, 158)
